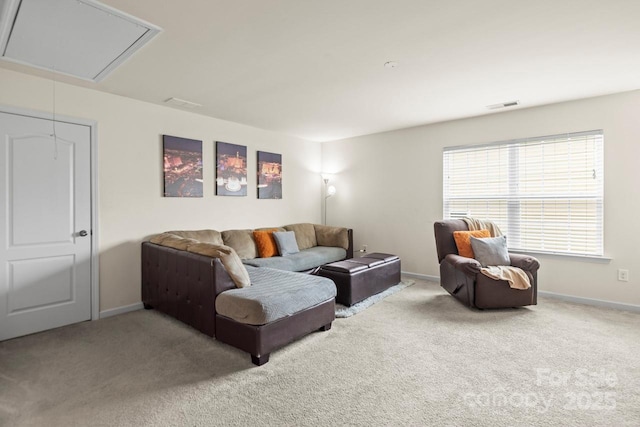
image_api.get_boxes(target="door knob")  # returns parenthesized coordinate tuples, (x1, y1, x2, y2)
(79, 230, 88, 237)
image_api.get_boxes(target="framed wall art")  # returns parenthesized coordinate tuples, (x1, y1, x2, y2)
(257, 151, 282, 199)
(216, 141, 248, 196)
(163, 135, 203, 197)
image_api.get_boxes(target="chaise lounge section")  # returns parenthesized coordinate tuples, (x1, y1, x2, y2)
(215, 266, 336, 365)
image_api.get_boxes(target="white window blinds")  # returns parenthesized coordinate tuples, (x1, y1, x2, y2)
(443, 130, 604, 256)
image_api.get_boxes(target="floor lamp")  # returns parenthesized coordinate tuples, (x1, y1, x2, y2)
(323, 178, 336, 225)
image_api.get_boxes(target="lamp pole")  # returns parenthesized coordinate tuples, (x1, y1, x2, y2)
(323, 179, 329, 225)
(323, 178, 336, 225)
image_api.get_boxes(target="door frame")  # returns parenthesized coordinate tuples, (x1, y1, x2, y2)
(0, 104, 100, 321)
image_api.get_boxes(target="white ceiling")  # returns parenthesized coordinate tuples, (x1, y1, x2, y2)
(2, 0, 640, 142)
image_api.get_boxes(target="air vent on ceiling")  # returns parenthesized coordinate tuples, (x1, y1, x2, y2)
(487, 100, 520, 110)
(0, 0, 161, 82)
(164, 97, 203, 109)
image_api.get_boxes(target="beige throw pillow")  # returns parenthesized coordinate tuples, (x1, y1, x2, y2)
(187, 243, 251, 288)
(149, 233, 199, 250)
(221, 229, 257, 260)
(255, 226, 286, 233)
(168, 229, 224, 245)
(283, 223, 317, 250)
(314, 225, 349, 250)
(149, 232, 171, 244)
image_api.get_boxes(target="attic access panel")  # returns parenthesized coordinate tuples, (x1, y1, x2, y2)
(0, 0, 161, 82)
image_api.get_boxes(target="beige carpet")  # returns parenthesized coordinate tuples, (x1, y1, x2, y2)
(1, 279, 639, 426)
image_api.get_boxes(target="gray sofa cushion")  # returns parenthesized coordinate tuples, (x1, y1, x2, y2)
(215, 267, 336, 325)
(242, 246, 346, 271)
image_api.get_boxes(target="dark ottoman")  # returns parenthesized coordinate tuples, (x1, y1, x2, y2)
(317, 253, 401, 306)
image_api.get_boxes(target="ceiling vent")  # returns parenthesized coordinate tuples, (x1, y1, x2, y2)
(0, 0, 161, 82)
(487, 100, 520, 110)
(164, 97, 203, 109)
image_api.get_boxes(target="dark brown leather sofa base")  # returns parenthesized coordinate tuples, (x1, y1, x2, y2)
(216, 299, 335, 365)
(316, 253, 401, 306)
(142, 242, 334, 366)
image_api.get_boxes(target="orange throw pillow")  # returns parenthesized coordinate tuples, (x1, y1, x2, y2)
(453, 229, 491, 258)
(253, 229, 279, 258)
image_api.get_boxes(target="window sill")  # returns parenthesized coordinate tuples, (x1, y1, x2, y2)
(509, 249, 611, 263)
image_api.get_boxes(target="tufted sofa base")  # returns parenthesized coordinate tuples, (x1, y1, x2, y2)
(215, 299, 335, 365)
(142, 242, 235, 337)
(142, 242, 334, 365)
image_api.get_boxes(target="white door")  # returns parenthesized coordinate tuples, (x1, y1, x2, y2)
(0, 111, 92, 341)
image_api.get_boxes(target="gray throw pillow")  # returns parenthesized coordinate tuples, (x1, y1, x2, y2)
(470, 235, 510, 267)
(273, 231, 300, 256)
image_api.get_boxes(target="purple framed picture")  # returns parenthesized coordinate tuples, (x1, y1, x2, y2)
(163, 135, 203, 197)
(216, 141, 248, 196)
(257, 151, 282, 199)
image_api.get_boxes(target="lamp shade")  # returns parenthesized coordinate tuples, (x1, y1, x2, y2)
(327, 185, 336, 196)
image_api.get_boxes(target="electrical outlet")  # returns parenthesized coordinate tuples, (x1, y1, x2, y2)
(618, 269, 629, 282)
(361, 244, 368, 253)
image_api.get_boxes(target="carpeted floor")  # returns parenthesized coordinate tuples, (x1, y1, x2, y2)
(1, 278, 639, 426)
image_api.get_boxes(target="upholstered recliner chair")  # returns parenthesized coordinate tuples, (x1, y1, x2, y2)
(434, 219, 539, 309)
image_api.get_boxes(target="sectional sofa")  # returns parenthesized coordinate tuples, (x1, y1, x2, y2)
(141, 223, 353, 365)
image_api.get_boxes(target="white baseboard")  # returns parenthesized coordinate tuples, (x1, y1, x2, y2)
(96, 286, 639, 319)
(401, 271, 440, 282)
(99, 302, 144, 319)
(538, 291, 640, 313)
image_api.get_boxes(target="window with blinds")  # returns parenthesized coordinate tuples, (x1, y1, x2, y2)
(443, 130, 604, 257)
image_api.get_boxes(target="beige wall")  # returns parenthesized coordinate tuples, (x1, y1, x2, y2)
(322, 90, 640, 306)
(2, 66, 638, 310)
(0, 68, 322, 313)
